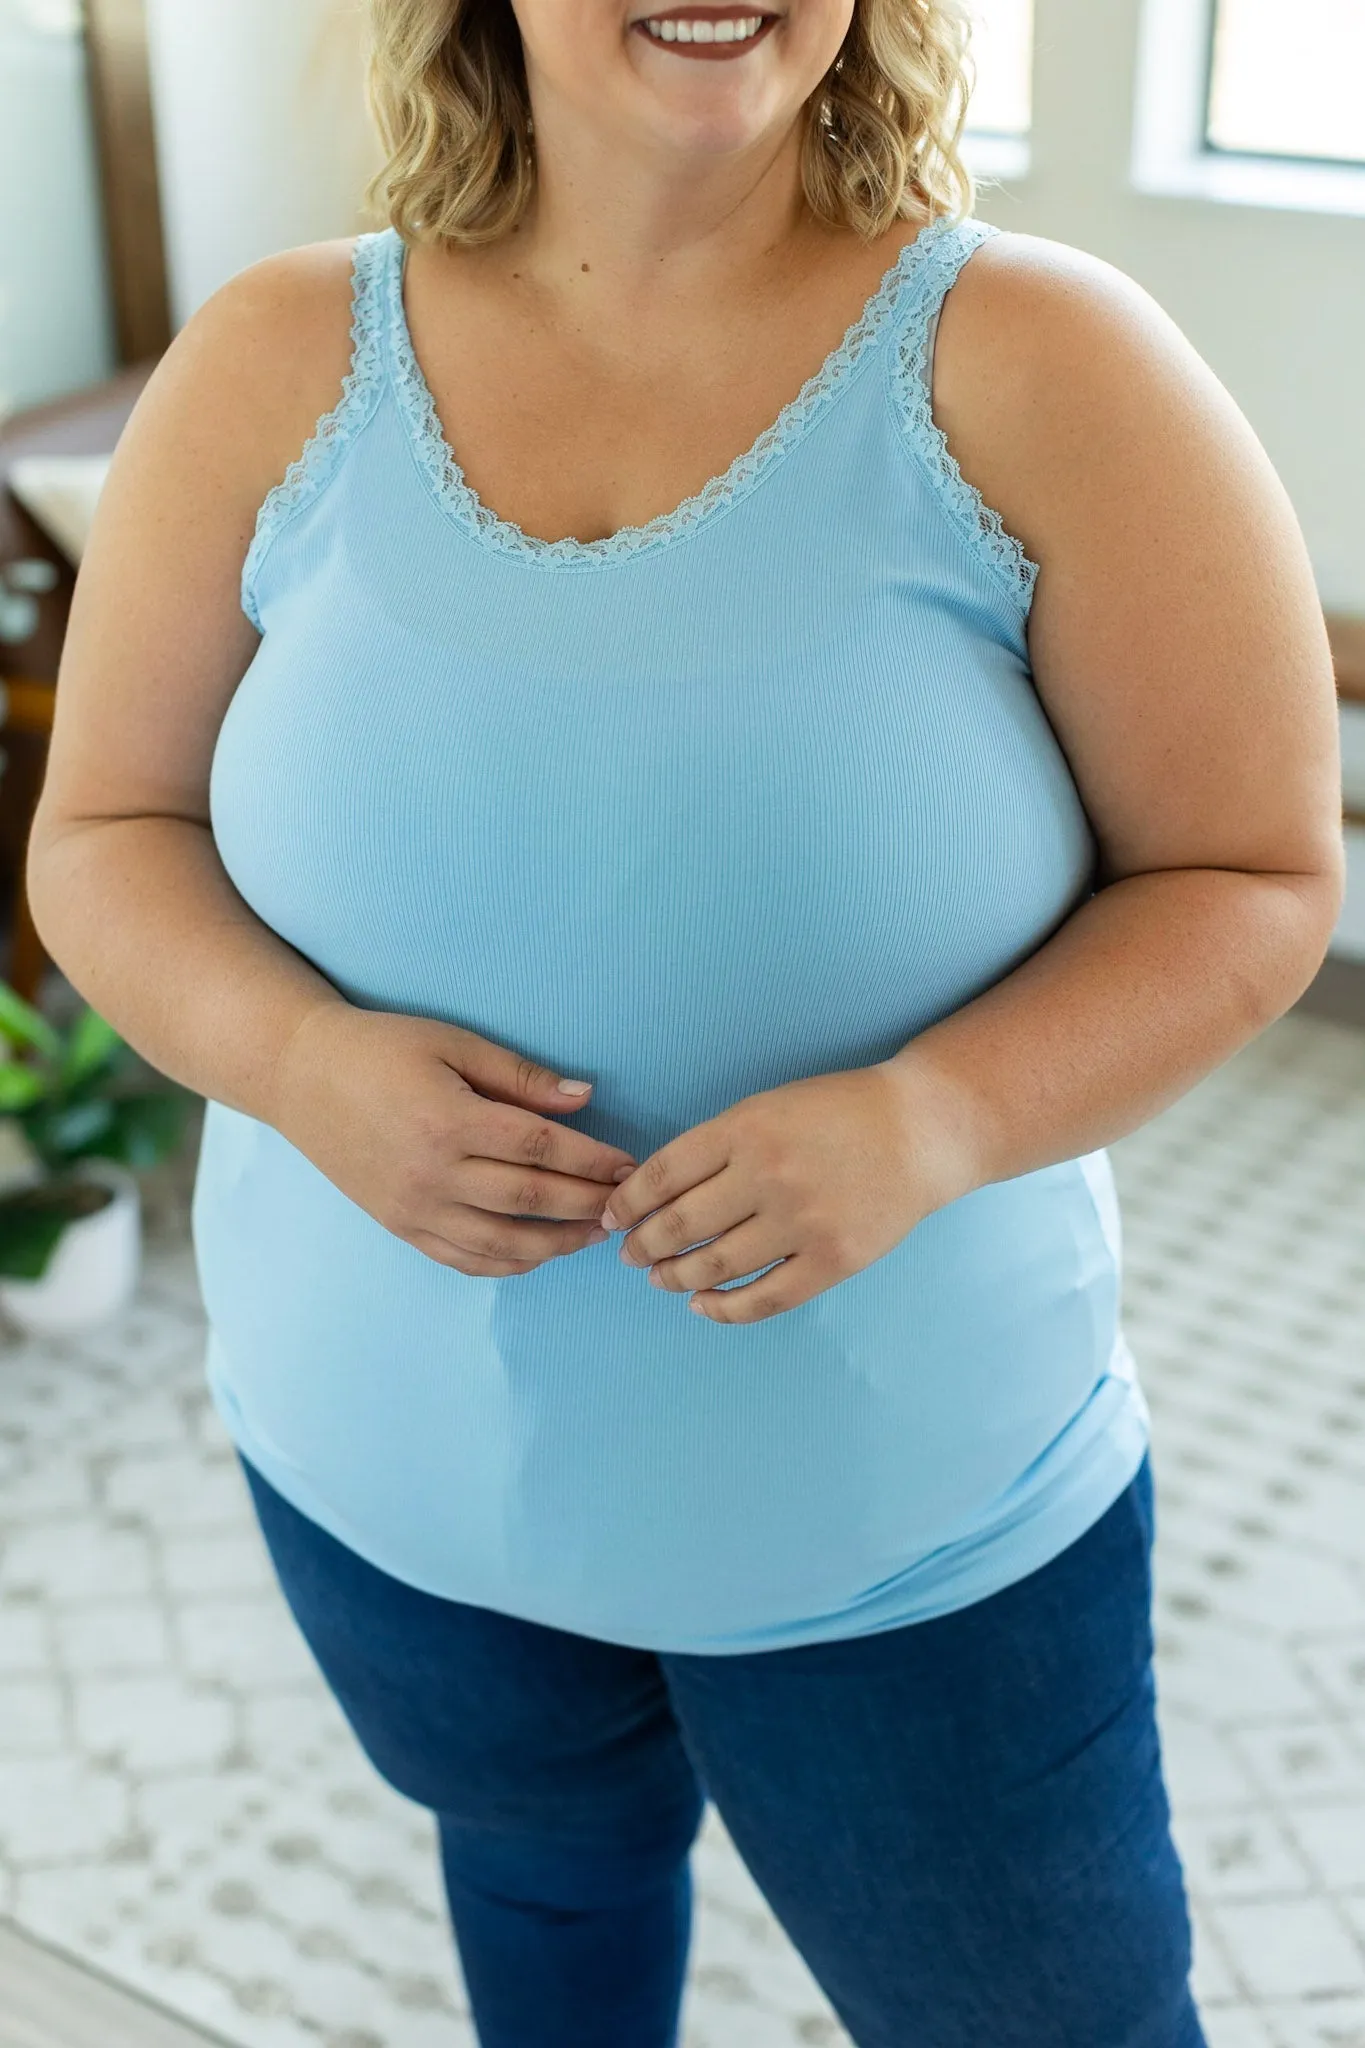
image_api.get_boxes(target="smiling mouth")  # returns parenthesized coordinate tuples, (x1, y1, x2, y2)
(630, 9, 781, 56)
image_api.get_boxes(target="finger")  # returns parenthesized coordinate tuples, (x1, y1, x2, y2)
(406, 1229, 540, 1276)
(408, 1220, 606, 1273)
(465, 1097, 638, 1185)
(688, 1256, 807, 1325)
(429, 1205, 609, 1266)
(645, 1215, 777, 1293)
(458, 1157, 626, 1224)
(618, 1169, 751, 1269)
(600, 1121, 731, 1232)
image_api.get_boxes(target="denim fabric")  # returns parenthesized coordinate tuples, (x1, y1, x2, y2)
(241, 1451, 1205, 2048)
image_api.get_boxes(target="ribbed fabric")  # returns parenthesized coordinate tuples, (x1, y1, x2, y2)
(192, 216, 1150, 1654)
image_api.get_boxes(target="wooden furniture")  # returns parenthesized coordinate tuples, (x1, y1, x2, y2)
(1328, 613, 1365, 706)
(84, 0, 172, 365)
(1328, 613, 1365, 831)
(0, 0, 168, 1001)
(0, 363, 156, 1000)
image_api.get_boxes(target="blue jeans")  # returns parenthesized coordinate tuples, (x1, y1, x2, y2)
(241, 1450, 1205, 2048)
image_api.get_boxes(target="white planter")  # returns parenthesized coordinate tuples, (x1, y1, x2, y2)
(0, 1159, 141, 1338)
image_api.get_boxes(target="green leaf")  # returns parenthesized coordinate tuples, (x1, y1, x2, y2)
(25, 1097, 118, 1165)
(0, 1060, 46, 1112)
(0, 1181, 108, 1279)
(60, 1046, 141, 1109)
(0, 983, 63, 1064)
(59, 1008, 124, 1091)
(105, 1091, 189, 1169)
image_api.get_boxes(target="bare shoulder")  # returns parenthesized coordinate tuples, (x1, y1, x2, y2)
(929, 229, 1342, 896)
(928, 228, 1279, 561)
(105, 236, 364, 544)
(145, 234, 361, 433)
(66, 234, 363, 679)
(36, 239, 367, 836)
(941, 228, 1179, 350)
(937, 229, 1214, 404)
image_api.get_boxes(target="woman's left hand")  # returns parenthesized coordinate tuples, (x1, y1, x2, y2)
(598, 1061, 980, 1324)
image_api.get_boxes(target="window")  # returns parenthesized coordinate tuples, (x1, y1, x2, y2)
(966, 0, 1034, 140)
(1206, 0, 1365, 167)
(1133, 0, 1365, 215)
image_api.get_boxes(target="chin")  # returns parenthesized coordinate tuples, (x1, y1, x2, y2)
(632, 92, 777, 157)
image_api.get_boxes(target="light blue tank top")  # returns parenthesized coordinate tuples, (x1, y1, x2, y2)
(193, 214, 1150, 1653)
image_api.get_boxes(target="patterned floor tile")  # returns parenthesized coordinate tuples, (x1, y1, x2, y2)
(1268, 2000, 1365, 2048)
(1, 1007, 1364, 2043)
(1208, 1898, 1365, 2001)
(1201, 2009, 1281, 2048)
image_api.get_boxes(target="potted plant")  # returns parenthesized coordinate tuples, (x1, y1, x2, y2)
(0, 981, 192, 1336)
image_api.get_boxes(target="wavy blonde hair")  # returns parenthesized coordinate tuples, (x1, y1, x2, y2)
(362, 0, 976, 246)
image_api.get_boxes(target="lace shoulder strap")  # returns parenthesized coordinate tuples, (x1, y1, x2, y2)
(887, 217, 1040, 614)
(240, 229, 393, 632)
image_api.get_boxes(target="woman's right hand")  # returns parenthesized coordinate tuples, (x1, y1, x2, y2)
(272, 1003, 637, 1276)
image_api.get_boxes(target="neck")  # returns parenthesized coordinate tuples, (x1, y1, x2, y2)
(498, 94, 822, 314)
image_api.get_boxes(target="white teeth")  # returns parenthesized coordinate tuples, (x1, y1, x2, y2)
(642, 14, 766, 44)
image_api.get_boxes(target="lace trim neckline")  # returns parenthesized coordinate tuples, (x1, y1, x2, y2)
(241, 232, 389, 631)
(888, 225, 1040, 611)
(383, 213, 965, 569)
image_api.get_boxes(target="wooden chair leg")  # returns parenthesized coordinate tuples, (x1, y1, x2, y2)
(10, 848, 48, 1005)
(1, 680, 57, 1004)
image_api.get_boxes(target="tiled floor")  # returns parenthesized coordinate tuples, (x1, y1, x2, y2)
(1, 1006, 1363, 2048)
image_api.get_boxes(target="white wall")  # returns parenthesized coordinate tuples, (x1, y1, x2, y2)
(0, 0, 113, 418)
(143, 0, 384, 327)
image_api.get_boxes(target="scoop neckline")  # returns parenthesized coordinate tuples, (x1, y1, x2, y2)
(382, 213, 959, 569)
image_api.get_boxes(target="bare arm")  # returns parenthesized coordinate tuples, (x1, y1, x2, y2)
(27, 240, 358, 1125)
(883, 233, 1346, 1184)
(596, 235, 1345, 1325)
(27, 240, 636, 1275)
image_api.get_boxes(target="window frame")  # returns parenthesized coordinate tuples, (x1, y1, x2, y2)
(1201, 0, 1365, 174)
(1132, 0, 1365, 217)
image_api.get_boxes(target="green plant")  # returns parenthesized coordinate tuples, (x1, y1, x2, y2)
(0, 982, 192, 1281)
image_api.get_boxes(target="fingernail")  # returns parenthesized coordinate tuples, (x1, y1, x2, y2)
(612, 1164, 634, 1182)
(557, 1079, 592, 1095)
(585, 1226, 609, 1243)
(648, 1267, 663, 1287)
(689, 1297, 707, 1315)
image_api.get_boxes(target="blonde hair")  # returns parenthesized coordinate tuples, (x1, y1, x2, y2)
(362, 0, 976, 246)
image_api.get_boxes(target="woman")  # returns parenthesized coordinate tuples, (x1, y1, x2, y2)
(29, 0, 1343, 2038)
